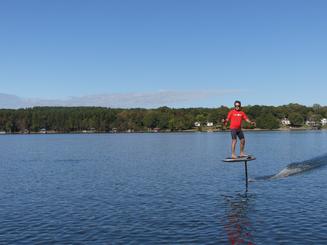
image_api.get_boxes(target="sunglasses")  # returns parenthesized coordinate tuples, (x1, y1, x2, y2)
(235, 104, 241, 107)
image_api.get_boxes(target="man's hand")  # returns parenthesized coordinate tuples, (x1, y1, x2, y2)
(250, 121, 256, 127)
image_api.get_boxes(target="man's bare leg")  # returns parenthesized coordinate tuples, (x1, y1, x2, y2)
(231, 139, 237, 158)
(240, 138, 246, 156)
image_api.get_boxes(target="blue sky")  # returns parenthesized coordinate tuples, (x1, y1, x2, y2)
(1, 0, 326, 108)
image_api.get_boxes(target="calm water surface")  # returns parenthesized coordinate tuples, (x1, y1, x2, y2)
(1, 131, 327, 244)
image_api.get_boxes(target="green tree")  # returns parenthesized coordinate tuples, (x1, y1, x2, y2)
(256, 113, 280, 129)
(289, 112, 304, 126)
(195, 114, 206, 124)
(312, 103, 321, 114)
(143, 111, 159, 129)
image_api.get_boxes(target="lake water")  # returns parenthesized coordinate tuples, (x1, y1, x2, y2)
(1, 131, 327, 244)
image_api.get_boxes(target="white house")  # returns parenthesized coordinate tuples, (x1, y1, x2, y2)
(306, 120, 313, 126)
(281, 118, 291, 126)
(206, 122, 214, 127)
(194, 122, 201, 127)
(39, 128, 47, 134)
(306, 120, 319, 127)
(321, 118, 327, 126)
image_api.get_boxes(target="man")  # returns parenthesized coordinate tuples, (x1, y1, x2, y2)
(222, 100, 255, 159)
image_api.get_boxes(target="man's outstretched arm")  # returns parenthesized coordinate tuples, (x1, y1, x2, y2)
(221, 118, 229, 126)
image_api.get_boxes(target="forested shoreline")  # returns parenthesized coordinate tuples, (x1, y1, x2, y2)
(0, 103, 326, 133)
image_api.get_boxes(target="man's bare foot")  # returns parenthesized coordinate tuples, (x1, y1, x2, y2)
(231, 154, 238, 159)
(239, 153, 248, 157)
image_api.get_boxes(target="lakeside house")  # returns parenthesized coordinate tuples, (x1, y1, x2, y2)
(306, 120, 318, 127)
(281, 118, 291, 126)
(305, 118, 327, 127)
(206, 122, 214, 127)
(147, 127, 160, 132)
(194, 122, 201, 127)
(39, 128, 47, 134)
(305, 120, 314, 126)
(82, 128, 96, 133)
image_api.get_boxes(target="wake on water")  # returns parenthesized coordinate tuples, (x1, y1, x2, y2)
(252, 154, 327, 181)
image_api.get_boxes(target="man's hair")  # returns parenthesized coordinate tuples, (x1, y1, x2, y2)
(234, 100, 241, 106)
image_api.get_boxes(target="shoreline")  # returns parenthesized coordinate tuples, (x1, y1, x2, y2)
(0, 127, 326, 135)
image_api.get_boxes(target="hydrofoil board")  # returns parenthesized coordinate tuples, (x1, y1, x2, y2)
(223, 155, 256, 162)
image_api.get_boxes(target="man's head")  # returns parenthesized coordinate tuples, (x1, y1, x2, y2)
(234, 100, 241, 110)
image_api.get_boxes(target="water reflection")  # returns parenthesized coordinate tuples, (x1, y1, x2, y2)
(223, 192, 255, 245)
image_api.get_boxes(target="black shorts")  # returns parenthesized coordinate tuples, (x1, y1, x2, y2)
(231, 129, 244, 140)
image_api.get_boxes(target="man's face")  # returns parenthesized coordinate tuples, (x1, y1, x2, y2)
(234, 103, 241, 110)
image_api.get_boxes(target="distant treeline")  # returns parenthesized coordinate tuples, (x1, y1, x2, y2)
(0, 104, 326, 133)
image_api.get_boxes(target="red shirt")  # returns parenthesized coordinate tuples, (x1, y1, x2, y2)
(227, 109, 248, 129)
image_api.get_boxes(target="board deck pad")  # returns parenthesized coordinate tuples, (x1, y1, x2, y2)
(223, 155, 256, 162)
